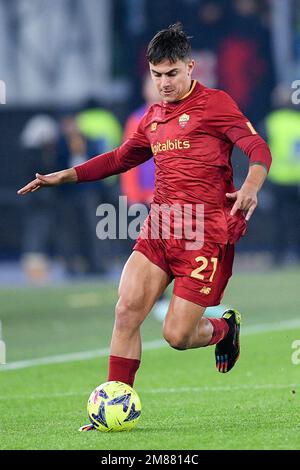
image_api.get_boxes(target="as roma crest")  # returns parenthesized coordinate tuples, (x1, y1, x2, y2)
(179, 113, 190, 128)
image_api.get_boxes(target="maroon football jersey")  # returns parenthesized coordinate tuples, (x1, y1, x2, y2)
(131, 81, 255, 244)
(75, 80, 268, 244)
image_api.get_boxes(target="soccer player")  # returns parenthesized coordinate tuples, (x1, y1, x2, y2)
(18, 24, 272, 390)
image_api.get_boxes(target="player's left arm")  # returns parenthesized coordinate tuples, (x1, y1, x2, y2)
(202, 90, 272, 221)
(226, 134, 272, 221)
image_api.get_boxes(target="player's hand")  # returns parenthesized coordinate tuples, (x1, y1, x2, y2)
(17, 168, 78, 195)
(226, 183, 258, 221)
(17, 172, 63, 195)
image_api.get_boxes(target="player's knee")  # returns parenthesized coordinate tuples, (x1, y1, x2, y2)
(163, 329, 189, 350)
(114, 297, 144, 332)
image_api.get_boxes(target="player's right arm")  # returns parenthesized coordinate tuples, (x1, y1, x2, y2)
(17, 169, 77, 195)
(18, 113, 152, 195)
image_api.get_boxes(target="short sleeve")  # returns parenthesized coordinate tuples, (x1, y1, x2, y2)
(202, 90, 257, 143)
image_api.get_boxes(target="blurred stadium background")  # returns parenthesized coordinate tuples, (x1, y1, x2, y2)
(1, 0, 300, 282)
(0, 0, 300, 349)
(0, 0, 300, 450)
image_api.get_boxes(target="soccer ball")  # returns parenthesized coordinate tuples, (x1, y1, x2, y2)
(87, 381, 141, 432)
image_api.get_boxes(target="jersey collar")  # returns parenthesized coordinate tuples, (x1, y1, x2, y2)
(179, 79, 197, 101)
(162, 80, 198, 108)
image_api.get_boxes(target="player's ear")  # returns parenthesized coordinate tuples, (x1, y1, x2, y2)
(187, 59, 195, 76)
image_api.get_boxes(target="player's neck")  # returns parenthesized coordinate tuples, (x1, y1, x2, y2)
(178, 79, 196, 101)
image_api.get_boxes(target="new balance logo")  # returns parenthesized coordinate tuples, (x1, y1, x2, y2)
(200, 286, 211, 295)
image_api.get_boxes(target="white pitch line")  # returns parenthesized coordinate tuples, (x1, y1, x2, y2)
(0, 383, 298, 402)
(1, 318, 300, 372)
(0, 339, 165, 371)
(241, 318, 300, 335)
(144, 383, 299, 394)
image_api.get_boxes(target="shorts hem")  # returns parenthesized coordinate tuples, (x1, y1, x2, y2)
(173, 285, 221, 308)
(133, 245, 173, 277)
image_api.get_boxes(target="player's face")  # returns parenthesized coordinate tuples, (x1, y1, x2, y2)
(149, 59, 195, 102)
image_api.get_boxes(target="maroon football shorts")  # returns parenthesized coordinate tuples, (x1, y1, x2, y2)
(133, 230, 234, 308)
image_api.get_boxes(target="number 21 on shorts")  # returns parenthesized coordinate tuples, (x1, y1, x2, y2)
(190, 256, 218, 282)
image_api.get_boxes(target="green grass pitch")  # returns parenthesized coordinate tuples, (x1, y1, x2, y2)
(0, 268, 300, 450)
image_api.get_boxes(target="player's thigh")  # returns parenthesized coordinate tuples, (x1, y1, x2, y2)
(163, 294, 206, 342)
(118, 250, 171, 318)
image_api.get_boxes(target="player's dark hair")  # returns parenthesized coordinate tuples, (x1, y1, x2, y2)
(147, 23, 192, 65)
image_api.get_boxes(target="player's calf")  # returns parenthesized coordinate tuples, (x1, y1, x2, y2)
(163, 317, 213, 350)
(163, 331, 190, 350)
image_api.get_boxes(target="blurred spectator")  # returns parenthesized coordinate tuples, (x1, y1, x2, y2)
(193, 0, 228, 52)
(262, 84, 300, 265)
(56, 116, 107, 275)
(191, 1, 228, 88)
(217, 0, 274, 123)
(76, 98, 123, 198)
(20, 115, 59, 281)
(76, 98, 122, 153)
(76, 100, 125, 271)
